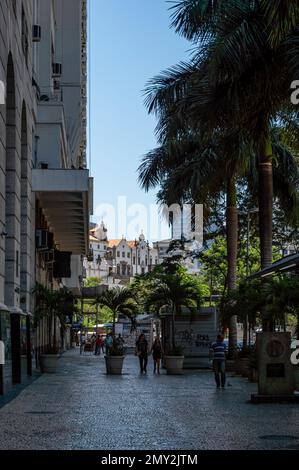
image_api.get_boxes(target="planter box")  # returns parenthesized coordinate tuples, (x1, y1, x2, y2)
(226, 360, 236, 373)
(248, 368, 258, 383)
(293, 365, 299, 391)
(235, 358, 250, 377)
(41, 354, 60, 373)
(105, 355, 124, 375)
(164, 356, 184, 375)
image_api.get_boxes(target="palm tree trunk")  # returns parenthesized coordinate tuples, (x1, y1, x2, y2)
(259, 137, 274, 332)
(226, 179, 238, 357)
(112, 311, 116, 337)
(243, 320, 248, 348)
(171, 305, 176, 351)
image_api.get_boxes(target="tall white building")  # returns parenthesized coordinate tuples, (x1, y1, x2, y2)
(0, 0, 92, 396)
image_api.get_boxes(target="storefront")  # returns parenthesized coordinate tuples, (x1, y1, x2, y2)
(0, 307, 34, 395)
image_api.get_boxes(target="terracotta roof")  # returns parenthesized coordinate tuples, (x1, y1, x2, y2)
(107, 239, 122, 248)
(107, 239, 137, 249)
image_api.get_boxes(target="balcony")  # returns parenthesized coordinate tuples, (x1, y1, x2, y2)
(32, 169, 93, 255)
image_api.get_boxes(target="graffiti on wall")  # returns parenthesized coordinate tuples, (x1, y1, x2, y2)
(176, 328, 211, 350)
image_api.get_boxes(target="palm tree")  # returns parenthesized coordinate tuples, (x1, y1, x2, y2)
(33, 284, 75, 353)
(94, 287, 137, 336)
(143, 0, 299, 333)
(145, 272, 201, 353)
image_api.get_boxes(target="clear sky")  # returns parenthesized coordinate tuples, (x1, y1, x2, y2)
(88, 0, 190, 241)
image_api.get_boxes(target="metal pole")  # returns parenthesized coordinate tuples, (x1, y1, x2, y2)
(96, 303, 99, 334)
(246, 213, 250, 278)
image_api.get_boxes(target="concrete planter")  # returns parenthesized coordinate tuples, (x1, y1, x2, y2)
(164, 356, 184, 375)
(225, 360, 236, 373)
(41, 354, 60, 373)
(235, 358, 250, 377)
(293, 365, 299, 391)
(105, 355, 125, 375)
(248, 368, 258, 383)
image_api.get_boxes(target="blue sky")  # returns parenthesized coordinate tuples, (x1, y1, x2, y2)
(88, 0, 190, 240)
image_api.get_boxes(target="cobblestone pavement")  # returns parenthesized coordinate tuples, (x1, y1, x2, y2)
(0, 348, 298, 450)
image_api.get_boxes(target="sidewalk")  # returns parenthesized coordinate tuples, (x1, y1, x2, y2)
(0, 348, 298, 450)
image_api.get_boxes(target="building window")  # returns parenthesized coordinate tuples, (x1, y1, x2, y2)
(22, 5, 29, 66)
(117, 251, 120, 257)
(133, 257, 136, 264)
(155, 258, 158, 264)
(98, 245, 100, 249)
(127, 252, 130, 258)
(117, 265, 120, 275)
(145, 257, 148, 266)
(122, 252, 125, 258)
(16, 250, 19, 277)
(104, 245, 107, 250)
(122, 264, 126, 276)
(138, 257, 140, 265)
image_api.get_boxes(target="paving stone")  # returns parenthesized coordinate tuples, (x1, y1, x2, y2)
(0, 348, 298, 450)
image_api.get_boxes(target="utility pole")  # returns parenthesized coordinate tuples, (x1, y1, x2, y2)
(238, 208, 259, 347)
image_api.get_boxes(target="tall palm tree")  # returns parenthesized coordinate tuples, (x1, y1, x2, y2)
(145, 272, 201, 352)
(94, 287, 137, 336)
(143, 0, 299, 332)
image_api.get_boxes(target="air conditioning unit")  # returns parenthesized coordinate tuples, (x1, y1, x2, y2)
(36, 229, 48, 250)
(52, 63, 62, 77)
(32, 25, 41, 42)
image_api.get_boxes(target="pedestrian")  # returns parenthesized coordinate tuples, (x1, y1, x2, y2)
(104, 333, 113, 356)
(116, 334, 124, 347)
(209, 334, 227, 389)
(151, 336, 163, 374)
(100, 335, 105, 354)
(135, 333, 148, 374)
(80, 332, 86, 355)
(95, 335, 102, 356)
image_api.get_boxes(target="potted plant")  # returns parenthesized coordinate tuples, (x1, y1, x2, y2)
(33, 284, 76, 373)
(94, 287, 137, 375)
(145, 268, 200, 374)
(105, 338, 125, 374)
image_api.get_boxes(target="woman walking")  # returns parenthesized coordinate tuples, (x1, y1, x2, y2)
(151, 337, 163, 375)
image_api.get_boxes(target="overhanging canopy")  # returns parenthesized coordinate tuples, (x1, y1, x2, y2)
(32, 169, 93, 255)
(249, 253, 299, 279)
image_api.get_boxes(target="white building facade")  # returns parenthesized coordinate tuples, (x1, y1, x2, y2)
(84, 223, 160, 285)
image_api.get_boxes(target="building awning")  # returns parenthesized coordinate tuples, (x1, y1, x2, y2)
(32, 169, 93, 255)
(249, 253, 299, 279)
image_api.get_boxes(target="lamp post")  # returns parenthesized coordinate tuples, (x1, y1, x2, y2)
(238, 208, 259, 346)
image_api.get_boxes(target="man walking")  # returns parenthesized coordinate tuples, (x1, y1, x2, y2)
(210, 334, 227, 389)
(135, 333, 148, 374)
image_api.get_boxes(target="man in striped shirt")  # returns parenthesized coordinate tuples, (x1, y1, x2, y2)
(209, 335, 227, 389)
